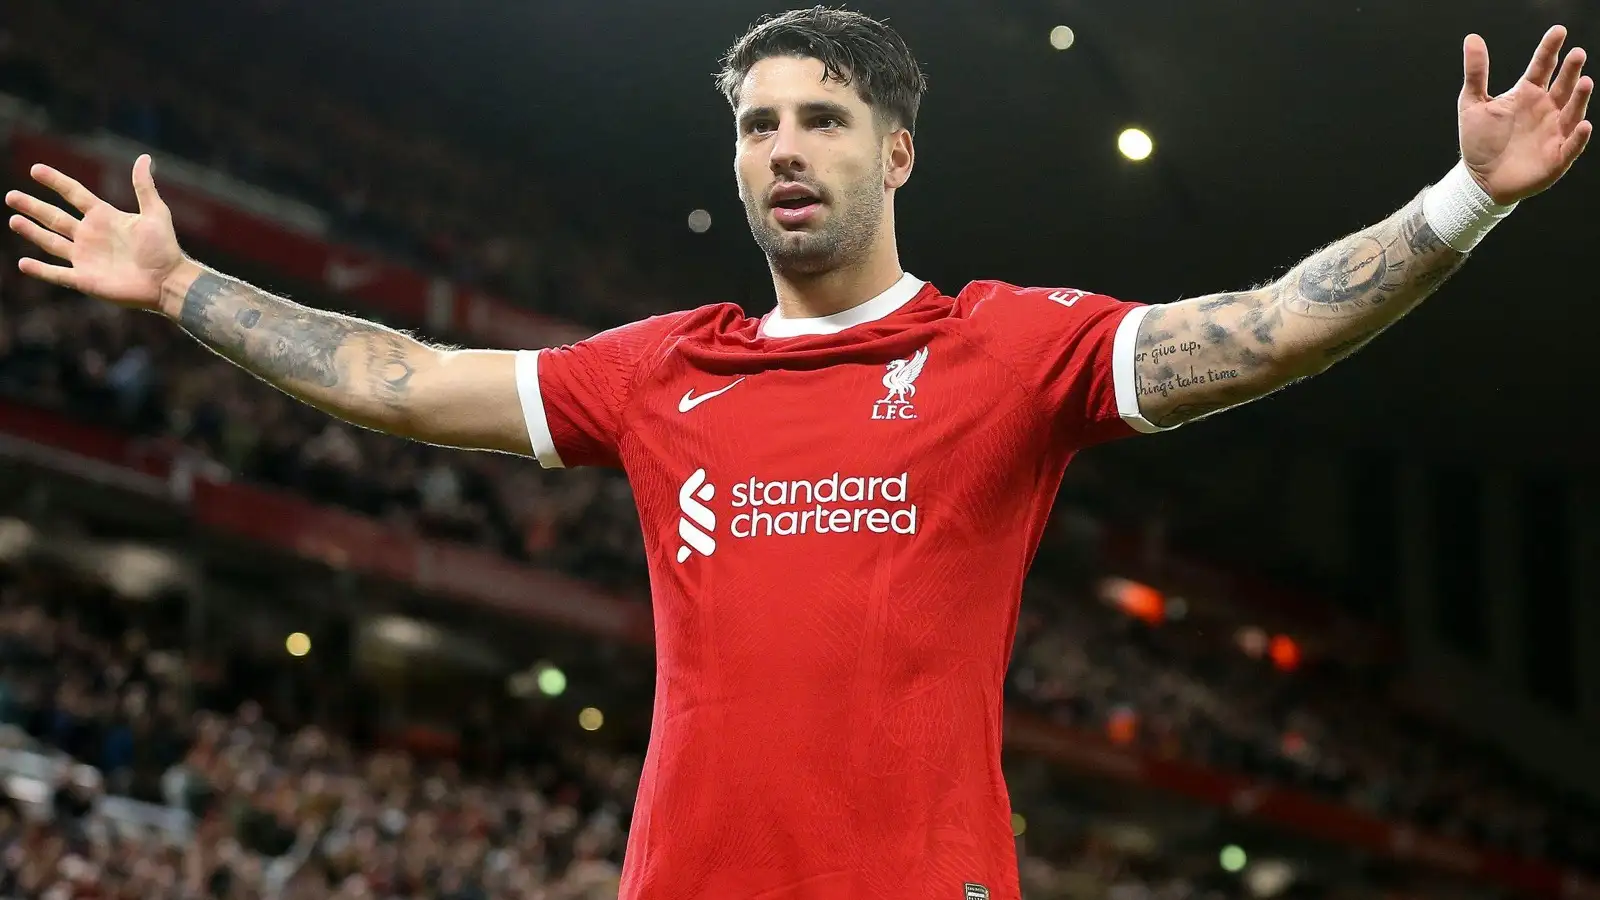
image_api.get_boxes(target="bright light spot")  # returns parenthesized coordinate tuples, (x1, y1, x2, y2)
(1010, 813, 1027, 836)
(1112, 579, 1165, 625)
(1118, 128, 1154, 161)
(1220, 845, 1247, 873)
(687, 209, 713, 233)
(1269, 634, 1302, 672)
(537, 665, 567, 697)
(285, 632, 311, 657)
(1049, 25, 1076, 50)
(579, 707, 605, 731)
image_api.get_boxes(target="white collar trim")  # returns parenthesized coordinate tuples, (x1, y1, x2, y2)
(760, 272, 926, 337)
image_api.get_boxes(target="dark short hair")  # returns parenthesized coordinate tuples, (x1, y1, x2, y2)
(715, 6, 928, 134)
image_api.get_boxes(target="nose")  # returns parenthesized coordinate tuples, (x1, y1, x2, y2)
(768, 120, 808, 177)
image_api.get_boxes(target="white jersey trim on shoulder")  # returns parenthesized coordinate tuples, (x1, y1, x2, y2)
(1111, 305, 1179, 434)
(760, 272, 926, 337)
(514, 349, 566, 468)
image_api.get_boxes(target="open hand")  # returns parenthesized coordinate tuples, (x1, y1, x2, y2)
(1459, 25, 1592, 204)
(6, 154, 184, 310)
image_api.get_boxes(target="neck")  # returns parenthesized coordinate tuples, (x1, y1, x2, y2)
(771, 238, 904, 321)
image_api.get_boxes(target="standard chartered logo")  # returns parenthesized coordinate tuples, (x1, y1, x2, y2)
(676, 468, 717, 563)
(675, 469, 918, 563)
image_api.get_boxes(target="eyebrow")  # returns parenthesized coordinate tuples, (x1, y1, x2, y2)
(737, 100, 856, 131)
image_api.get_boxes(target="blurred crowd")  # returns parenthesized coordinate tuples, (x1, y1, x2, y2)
(1008, 583, 1600, 870)
(1, 0, 1598, 893)
(0, 558, 637, 900)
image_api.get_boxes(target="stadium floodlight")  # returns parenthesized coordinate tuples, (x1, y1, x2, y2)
(1118, 128, 1154, 161)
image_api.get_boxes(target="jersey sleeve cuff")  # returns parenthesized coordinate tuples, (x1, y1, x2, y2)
(514, 349, 566, 469)
(1111, 305, 1180, 434)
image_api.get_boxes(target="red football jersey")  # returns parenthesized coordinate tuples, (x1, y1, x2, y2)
(515, 274, 1161, 900)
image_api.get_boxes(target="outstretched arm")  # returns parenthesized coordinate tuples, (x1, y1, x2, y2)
(7, 156, 530, 454)
(1131, 192, 1463, 428)
(159, 261, 528, 453)
(1130, 26, 1591, 430)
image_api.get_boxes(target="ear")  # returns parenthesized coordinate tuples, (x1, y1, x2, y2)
(884, 127, 915, 190)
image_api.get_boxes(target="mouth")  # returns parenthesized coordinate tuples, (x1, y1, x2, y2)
(771, 196, 820, 210)
(768, 186, 824, 227)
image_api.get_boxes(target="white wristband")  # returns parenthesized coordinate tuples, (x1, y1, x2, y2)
(1421, 160, 1517, 253)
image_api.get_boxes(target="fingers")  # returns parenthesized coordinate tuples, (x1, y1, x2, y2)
(8, 214, 74, 261)
(30, 164, 103, 216)
(1562, 75, 1594, 134)
(1522, 24, 1568, 88)
(5, 190, 80, 239)
(1561, 119, 1593, 168)
(1463, 34, 1491, 104)
(131, 154, 164, 216)
(1550, 46, 1588, 108)
(15, 258, 84, 292)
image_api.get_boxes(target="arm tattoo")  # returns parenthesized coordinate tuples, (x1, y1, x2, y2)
(1132, 190, 1469, 428)
(181, 272, 356, 387)
(179, 271, 422, 421)
(1286, 235, 1392, 317)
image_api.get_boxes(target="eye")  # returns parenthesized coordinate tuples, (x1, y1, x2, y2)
(814, 116, 844, 130)
(745, 120, 776, 136)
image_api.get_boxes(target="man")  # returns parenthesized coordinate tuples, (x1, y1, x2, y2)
(5, 7, 1590, 899)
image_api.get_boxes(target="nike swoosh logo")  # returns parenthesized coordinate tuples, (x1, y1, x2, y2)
(678, 377, 745, 413)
